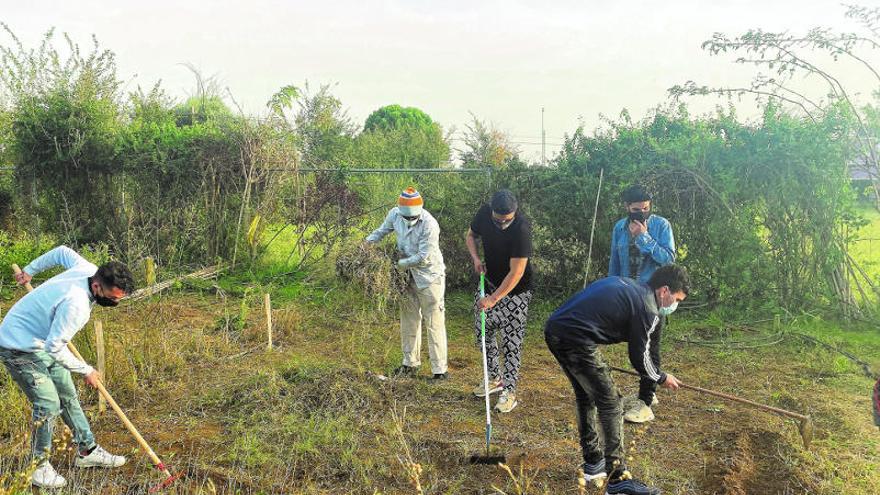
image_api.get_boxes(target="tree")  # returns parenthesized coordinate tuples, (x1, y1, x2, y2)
(0, 25, 123, 243)
(457, 113, 520, 169)
(669, 3, 880, 210)
(293, 83, 356, 168)
(364, 104, 434, 132)
(358, 104, 450, 168)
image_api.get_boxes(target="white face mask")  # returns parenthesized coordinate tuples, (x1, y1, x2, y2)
(659, 301, 678, 316)
(658, 287, 679, 315)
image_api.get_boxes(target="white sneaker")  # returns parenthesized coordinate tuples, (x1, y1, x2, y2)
(494, 390, 518, 413)
(623, 400, 655, 423)
(74, 445, 126, 468)
(473, 379, 503, 397)
(623, 393, 659, 407)
(32, 462, 67, 489)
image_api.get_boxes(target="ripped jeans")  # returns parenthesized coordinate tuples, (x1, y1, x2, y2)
(0, 348, 95, 460)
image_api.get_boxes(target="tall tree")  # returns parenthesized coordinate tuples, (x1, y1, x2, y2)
(457, 114, 520, 169)
(358, 104, 450, 168)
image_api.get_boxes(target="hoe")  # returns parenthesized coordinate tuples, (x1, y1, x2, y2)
(611, 366, 814, 449)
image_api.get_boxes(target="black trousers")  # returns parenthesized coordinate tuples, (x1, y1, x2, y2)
(545, 332, 625, 474)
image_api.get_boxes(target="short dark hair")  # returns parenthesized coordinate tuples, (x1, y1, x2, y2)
(647, 264, 690, 295)
(95, 261, 136, 294)
(622, 185, 652, 204)
(491, 189, 518, 215)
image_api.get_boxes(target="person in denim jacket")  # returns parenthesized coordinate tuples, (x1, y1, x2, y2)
(609, 185, 676, 284)
(608, 185, 676, 425)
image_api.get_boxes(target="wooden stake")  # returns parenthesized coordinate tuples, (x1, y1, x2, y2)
(94, 320, 106, 414)
(264, 293, 273, 350)
(582, 168, 604, 289)
(145, 257, 156, 286)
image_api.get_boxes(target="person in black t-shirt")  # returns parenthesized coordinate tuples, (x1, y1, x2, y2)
(465, 189, 533, 413)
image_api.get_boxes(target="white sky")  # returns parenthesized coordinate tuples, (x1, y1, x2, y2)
(2, 0, 878, 162)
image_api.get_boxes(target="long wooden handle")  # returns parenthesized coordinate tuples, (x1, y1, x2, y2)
(610, 366, 809, 421)
(12, 264, 172, 477)
(94, 381, 170, 475)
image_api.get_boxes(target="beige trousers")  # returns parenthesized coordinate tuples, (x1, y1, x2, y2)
(399, 276, 448, 374)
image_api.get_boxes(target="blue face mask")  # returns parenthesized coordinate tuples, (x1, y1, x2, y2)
(659, 301, 678, 316)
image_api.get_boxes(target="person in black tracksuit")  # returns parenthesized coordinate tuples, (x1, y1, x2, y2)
(544, 265, 690, 495)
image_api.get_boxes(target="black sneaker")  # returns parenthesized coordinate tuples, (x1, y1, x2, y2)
(605, 471, 660, 495)
(581, 458, 606, 483)
(391, 365, 417, 377)
(431, 372, 448, 380)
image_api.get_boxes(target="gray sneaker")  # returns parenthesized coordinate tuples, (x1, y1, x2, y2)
(473, 379, 503, 397)
(494, 390, 518, 413)
(624, 400, 655, 423)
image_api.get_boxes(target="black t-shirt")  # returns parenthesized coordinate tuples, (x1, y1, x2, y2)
(470, 204, 533, 294)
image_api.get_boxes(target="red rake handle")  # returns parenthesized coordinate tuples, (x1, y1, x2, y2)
(609, 366, 809, 422)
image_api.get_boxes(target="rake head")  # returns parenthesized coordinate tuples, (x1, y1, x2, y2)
(148, 469, 183, 493)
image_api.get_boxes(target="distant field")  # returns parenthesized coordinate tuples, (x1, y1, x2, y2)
(851, 205, 880, 285)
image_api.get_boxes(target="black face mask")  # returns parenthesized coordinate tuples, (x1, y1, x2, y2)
(90, 278, 119, 307)
(95, 296, 119, 307)
(628, 210, 650, 223)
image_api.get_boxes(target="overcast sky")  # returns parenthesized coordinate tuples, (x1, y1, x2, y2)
(2, 0, 877, 162)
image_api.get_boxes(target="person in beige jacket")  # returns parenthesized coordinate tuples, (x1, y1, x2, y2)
(366, 187, 448, 379)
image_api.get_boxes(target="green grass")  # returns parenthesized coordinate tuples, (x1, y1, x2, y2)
(3, 215, 880, 493)
(851, 205, 880, 289)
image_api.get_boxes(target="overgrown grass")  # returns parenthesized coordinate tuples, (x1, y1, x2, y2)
(1, 248, 879, 493)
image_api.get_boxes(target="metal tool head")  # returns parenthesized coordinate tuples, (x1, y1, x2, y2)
(148, 471, 183, 493)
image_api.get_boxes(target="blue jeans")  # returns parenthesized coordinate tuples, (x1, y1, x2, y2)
(0, 347, 96, 460)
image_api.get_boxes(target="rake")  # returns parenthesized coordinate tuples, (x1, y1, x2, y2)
(468, 272, 506, 465)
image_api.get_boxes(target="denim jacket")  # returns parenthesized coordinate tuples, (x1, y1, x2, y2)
(608, 215, 676, 283)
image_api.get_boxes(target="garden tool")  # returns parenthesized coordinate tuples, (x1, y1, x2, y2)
(610, 366, 814, 448)
(468, 272, 506, 465)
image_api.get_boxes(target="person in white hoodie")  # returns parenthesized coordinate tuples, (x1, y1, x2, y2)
(0, 246, 135, 489)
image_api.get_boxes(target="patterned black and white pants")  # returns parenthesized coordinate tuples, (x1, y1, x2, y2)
(474, 286, 533, 392)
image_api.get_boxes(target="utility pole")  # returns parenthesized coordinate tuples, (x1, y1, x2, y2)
(541, 107, 546, 167)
